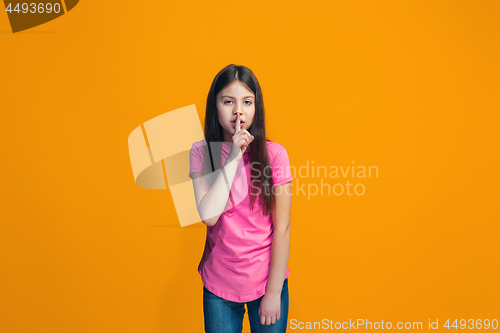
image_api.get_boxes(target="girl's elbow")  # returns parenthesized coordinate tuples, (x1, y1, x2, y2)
(197, 206, 218, 227)
(274, 224, 291, 235)
(202, 215, 219, 227)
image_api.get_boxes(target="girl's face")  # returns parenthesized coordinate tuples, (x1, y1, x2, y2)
(216, 81, 255, 143)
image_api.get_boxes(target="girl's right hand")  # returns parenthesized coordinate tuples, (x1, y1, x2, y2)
(230, 113, 254, 160)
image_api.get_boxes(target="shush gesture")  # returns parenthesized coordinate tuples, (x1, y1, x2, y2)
(231, 113, 254, 159)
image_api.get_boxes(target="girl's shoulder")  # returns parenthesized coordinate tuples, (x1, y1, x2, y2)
(266, 140, 286, 151)
(192, 139, 207, 148)
(265, 140, 288, 160)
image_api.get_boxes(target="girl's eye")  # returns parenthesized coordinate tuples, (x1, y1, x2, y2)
(224, 100, 233, 104)
(244, 101, 252, 105)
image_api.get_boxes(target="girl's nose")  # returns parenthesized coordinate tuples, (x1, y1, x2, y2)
(235, 101, 245, 113)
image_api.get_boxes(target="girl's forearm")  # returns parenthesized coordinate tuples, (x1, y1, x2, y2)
(266, 227, 291, 295)
(197, 155, 242, 226)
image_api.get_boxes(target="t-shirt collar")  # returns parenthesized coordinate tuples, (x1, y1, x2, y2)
(221, 142, 251, 154)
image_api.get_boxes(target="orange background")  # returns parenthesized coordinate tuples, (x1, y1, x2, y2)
(1, 1, 499, 332)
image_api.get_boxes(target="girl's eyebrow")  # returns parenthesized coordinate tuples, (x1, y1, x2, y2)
(221, 95, 255, 99)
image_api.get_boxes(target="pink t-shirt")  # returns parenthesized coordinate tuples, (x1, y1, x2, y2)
(189, 139, 293, 302)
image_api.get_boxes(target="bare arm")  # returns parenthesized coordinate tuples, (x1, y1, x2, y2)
(190, 151, 241, 226)
(258, 181, 292, 325)
(191, 114, 254, 226)
(266, 181, 292, 295)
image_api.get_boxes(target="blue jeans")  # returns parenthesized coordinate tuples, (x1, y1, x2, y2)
(203, 278, 289, 333)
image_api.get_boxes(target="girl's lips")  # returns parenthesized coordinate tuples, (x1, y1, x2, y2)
(232, 121, 244, 127)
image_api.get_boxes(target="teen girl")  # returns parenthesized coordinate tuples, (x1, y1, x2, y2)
(189, 64, 293, 333)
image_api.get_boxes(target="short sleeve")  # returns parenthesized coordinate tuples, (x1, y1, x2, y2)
(272, 147, 293, 188)
(189, 143, 204, 179)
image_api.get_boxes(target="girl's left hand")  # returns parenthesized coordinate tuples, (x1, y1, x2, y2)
(258, 292, 281, 325)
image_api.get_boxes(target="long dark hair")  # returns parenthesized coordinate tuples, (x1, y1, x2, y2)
(202, 64, 275, 216)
